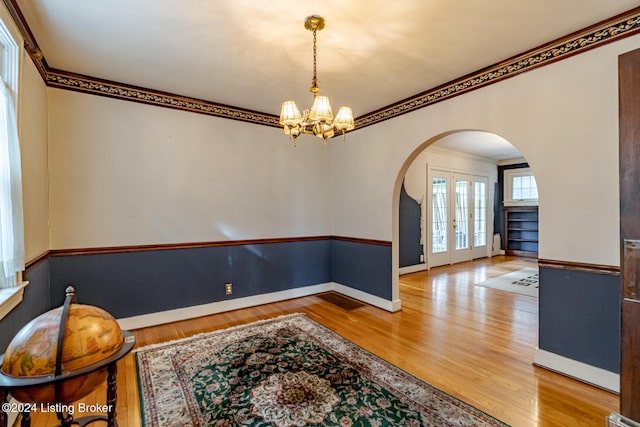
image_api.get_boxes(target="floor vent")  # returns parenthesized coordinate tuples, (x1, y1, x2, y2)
(317, 292, 365, 310)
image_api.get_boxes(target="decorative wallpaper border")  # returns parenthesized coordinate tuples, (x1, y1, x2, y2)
(45, 68, 281, 127)
(4, 1, 640, 130)
(355, 8, 640, 128)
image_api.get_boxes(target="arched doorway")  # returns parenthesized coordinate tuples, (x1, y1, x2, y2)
(391, 130, 536, 305)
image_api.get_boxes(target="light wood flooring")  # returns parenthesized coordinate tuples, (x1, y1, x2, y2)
(22, 256, 618, 426)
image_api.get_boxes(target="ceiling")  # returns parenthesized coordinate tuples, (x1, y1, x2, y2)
(13, 0, 640, 159)
(430, 131, 523, 161)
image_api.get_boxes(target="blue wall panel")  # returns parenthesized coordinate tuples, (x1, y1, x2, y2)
(331, 239, 392, 300)
(49, 240, 332, 319)
(539, 266, 620, 373)
(0, 259, 51, 352)
(399, 183, 423, 267)
(3, 238, 393, 345)
(3, 241, 622, 379)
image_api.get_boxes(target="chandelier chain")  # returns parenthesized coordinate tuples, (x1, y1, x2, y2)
(311, 29, 318, 91)
(278, 15, 354, 144)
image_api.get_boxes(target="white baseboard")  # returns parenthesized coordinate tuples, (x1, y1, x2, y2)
(332, 283, 402, 312)
(117, 282, 401, 330)
(399, 263, 427, 275)
(534, 348, 619, 393)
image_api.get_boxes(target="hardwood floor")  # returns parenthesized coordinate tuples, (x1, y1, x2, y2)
(22, 256, 618, 426)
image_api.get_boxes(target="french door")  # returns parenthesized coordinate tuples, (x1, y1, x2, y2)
(428, 170, 488, 268)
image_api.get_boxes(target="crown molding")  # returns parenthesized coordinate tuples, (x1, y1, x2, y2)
(355, 7, 640, 129)
(44, 67, 281, 127)
(424, 144, 505, 164)
(4, 1, 640, 130)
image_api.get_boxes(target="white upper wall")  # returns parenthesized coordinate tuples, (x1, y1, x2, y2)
(19, 55, 49, 261)
(331, 34, 640, 267)
(42, 33, 639, 266)
(47, 90, 332, 249)
(20, 55, 49, 261)
(1, 0, 49, 263)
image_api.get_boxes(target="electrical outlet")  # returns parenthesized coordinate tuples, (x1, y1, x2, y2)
(225, 283, 233, 295)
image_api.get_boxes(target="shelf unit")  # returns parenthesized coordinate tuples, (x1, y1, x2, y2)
(504, 206, 538, 257)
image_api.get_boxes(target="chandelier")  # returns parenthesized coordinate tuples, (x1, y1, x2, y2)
(279, 15, 355, 146)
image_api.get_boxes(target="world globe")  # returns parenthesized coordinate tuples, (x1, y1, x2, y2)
(0, 289, 124, 404)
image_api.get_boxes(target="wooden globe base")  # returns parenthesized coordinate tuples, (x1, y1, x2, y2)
(0, 288, 135, 427)
(0, 332, 134, 427)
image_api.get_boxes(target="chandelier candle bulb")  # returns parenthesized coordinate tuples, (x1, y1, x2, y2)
(279, 15, 354, 145)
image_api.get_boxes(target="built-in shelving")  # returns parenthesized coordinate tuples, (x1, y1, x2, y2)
(504, 206, 538, 257)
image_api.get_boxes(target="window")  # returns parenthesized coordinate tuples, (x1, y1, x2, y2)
(504, 168, 538, 206)
(0, 4, 25, 318)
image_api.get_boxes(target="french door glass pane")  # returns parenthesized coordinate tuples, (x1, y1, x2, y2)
(455, 180, 469, 250)
(474, 181, 487, 247)
(432, 177, 447, 253)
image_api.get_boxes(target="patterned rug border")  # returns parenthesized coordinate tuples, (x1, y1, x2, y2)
(135, 313, 509, 426)
(134, 313, 304, 353)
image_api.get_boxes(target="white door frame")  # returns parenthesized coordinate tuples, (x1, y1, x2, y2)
(471, 176, 489, 259)
(427, 168, 491, 268)
(451, 173, 472, 264)
(428, 169, 452, 268)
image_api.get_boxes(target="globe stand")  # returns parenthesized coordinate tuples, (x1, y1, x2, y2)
(0, 287, 135, 427)
(51, 361, 118, 427)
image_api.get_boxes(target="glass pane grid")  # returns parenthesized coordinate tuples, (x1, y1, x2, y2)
(512, 175, 538, 200)
(432, 178, 447, 253)
(474, 182, 486, 247)
(455, 180, 468, 250)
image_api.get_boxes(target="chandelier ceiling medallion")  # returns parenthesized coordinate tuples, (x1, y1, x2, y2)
(279, 15, 355, 146)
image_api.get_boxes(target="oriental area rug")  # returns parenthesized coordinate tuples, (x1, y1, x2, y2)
(475, 267, 539, 297)
(135, 313, 508, 426)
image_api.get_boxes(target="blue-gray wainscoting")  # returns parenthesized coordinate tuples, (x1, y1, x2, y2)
(4, 245, 621, 381)
(0, 259, 51, 351)
(48, 239, 334, 319)
(399, 182, 422, 268)
(331, 238, 392, 300)
(0, 236, 393, 352)
(538, 263, 620, 374)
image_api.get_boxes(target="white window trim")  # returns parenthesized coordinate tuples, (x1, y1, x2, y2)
(0, 1, 26, 319)
(0, 1, 21, 100)
(504, 167, 538, 207)
(0, 279, 28, 320)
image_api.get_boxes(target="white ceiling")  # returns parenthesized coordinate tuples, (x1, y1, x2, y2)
(431, 131, 523, 161)
(15, 0, 640, 159)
